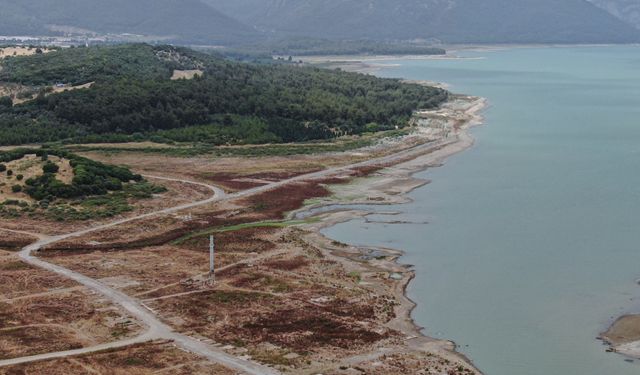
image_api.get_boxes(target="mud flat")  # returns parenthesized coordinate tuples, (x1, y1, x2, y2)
(293, 94, 487, 373)
(602, 315, 640, 358)
(301, 54, 482, 75)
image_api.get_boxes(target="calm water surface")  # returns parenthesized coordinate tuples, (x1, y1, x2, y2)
(323, 46, 640, 375)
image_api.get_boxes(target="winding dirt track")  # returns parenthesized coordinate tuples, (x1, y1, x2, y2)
(0, 136, 458, 373)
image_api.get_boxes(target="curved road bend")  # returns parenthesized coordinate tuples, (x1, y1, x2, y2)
(1, 135, 460, 372)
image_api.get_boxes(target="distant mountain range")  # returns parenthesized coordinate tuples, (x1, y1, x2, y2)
(210, 0, 640, 44)
(588, 0, 640, 29)
(1, 0, 639, 45)
(0, 0, 258, 44)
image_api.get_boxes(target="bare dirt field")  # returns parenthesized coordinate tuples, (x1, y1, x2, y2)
(0, 251, 144, 361)
(78, 151, 353, 188)
(0, 341, 235, 375)
(171, 69, 203, 80)
(0, 47, 53, 59)
(0, 249, 77, 299)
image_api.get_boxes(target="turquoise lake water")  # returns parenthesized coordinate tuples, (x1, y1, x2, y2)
(322, 46, 640, 375)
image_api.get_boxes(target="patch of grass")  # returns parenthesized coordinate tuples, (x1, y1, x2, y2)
(110, 322, 131, 339)
(172, 219, 317, 245)
(123, 357, 146, 366)
(65, 138, 373, 158)
(347, 271, 361, 283)
(248, 349, 294, 367)
(0, 261, 31, 271)
(63, 126, 410, 159)
(206, 291, 266, 304)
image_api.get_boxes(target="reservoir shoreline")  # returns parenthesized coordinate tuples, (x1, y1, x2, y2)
(294, 92, 488, 373)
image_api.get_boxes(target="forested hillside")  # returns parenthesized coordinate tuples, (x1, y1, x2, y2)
(0, 45, 448, 146)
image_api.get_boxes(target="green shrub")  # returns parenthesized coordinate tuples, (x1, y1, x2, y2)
(42, 162, 59, 174)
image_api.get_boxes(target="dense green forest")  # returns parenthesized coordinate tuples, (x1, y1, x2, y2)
(0, 45, 176, 85)
(0, 44, 448, 146)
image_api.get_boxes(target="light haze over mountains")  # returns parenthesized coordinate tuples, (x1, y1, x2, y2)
(1, 0, 639, 44)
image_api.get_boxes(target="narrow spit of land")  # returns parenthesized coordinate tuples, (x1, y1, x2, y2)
(0, 95, 486, 374)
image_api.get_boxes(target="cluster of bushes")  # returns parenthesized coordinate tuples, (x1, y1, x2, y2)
(0, 148, 142, 201)
(0, 148, 168, 221)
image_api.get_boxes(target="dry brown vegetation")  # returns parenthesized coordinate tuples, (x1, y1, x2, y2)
(0, 251, 76, 299)
(171, 69, 203, 80)
(241, 182, 332, 220)
(16, 151, 475, 373)
(0, 341, 235, 375)
(0, 288, 143, 360)
(41, 224, 406, 371)
(78, 151, 357, 186)
(0, 231, 36, 250)
(0, 250, 143, 361)
(44, 175, 342, 252)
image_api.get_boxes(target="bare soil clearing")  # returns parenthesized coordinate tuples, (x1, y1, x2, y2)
(50, 82, 94, 94)
(0, 250, 77, 299)
(0, 251, 144, 361)
(171, 69, 203, 80)
(0, 47, 53, 59)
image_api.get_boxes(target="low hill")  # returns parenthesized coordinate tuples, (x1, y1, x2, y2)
(0, 44, 447, 146)
(0, 0, 258, 44)
(209, 0, 640, 44)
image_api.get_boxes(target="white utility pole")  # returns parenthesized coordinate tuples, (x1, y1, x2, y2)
(209, 235, 215, 283)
